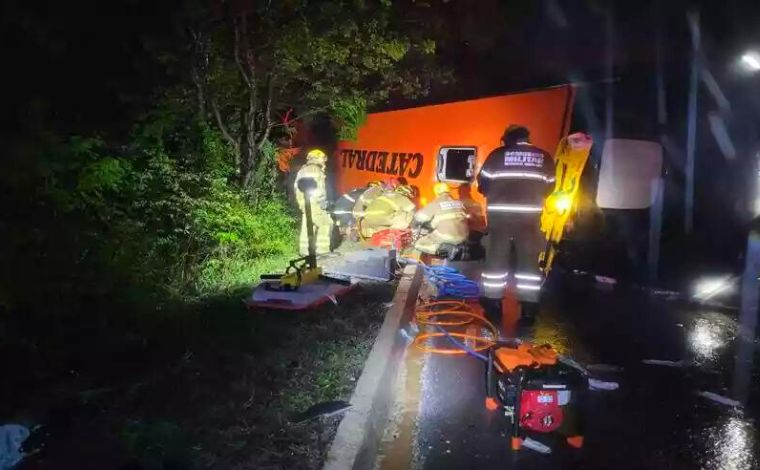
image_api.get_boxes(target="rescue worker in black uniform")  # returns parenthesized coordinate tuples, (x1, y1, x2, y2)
(477, 125, 555, 313)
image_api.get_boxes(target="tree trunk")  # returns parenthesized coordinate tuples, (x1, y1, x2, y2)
(239, 138, 253, 189)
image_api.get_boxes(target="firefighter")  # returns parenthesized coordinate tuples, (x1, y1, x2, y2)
(413, 182, 470, 255)
(360, 183, 416, 237)
(332, 187, 366, 233)
(294, 149, 333, 256)
(352, 180, 388, 221)
(477, 125, 555, 306)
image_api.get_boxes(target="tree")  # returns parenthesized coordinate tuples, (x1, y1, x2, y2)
(187, 0, 448, 198)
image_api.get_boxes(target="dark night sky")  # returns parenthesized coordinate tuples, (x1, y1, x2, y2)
(3, 0, 759, 134)
(1, 0, 180, 136)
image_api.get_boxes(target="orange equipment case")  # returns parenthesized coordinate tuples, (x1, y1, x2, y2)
(333, 85, 575, 213)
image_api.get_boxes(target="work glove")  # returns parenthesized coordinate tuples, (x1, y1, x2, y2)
(319, 200, 331, 210)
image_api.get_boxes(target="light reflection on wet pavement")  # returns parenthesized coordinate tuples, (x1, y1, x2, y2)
(377, 273, 760, 470)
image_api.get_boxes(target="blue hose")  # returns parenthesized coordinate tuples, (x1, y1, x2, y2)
(435, 325, 488, 361)
(423, 265, 480, 299)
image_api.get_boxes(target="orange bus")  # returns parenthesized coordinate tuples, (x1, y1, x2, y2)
(332, 84, 575, 225)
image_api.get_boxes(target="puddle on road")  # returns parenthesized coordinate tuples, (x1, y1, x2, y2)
(686, 311, 738, 365)
(699, 414, 758, 470)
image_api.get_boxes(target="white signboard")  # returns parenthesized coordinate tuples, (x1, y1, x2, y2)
(596, 139, 663, 209)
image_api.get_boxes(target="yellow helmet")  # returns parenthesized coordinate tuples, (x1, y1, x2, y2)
(395, 184, 414, 198)
(307, 148, 327, 162)
(433, 182, 450, 196)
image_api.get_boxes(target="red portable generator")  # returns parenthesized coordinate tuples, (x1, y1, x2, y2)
(484, 342, 587, 451)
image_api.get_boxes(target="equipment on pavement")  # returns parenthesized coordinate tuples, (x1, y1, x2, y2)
(412, 299, 496, 356)
(422, 266, 480, 299)
(485, 342, 587, 451)
(409, 297, 589, 453)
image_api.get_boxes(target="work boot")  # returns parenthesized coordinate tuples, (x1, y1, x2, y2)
(480, 297, 502, 330)
(519, 301, 538, 322)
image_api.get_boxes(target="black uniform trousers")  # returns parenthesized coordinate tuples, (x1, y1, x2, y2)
(482, 211, 545, 302)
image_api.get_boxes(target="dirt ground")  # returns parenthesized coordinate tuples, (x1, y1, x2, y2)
(8, 281, 395, 470)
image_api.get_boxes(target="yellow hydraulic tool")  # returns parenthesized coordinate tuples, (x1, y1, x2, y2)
(539, 133, 594, 274)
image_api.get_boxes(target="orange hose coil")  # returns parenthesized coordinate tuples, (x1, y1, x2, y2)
(412, 300, 500, 355)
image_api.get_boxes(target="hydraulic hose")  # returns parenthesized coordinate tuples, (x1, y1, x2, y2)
(412, 300, 498, 356)
(423, 265, 480, 299)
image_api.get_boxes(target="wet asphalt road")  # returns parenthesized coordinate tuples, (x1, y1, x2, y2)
(379, 272, 760, 470)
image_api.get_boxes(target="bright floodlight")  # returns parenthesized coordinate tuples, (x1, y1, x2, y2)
(692, 276, 733, 302)
(740, 52, 760, 72)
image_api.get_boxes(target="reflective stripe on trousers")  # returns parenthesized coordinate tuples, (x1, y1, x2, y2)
(480, 271, 543, 299)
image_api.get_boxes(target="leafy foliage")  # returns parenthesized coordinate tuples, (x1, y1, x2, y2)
(331, 96, 368, 141)
(1, 113, 296, 314)
(187, 0, 449, 194)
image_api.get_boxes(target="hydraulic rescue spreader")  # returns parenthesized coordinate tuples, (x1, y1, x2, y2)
(539, 133, 594, 275)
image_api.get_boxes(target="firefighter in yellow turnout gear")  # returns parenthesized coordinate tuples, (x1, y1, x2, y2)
(294, 149, 333, 256)
(352, 181, 387, 221)
(360, 184, 416, 237)
(413, 183, 470, 255)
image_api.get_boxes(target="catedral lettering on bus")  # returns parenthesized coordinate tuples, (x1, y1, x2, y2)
(340, 148, 423, 178)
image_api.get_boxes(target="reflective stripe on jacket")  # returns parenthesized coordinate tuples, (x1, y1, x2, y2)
(414, 194, 469, 242)
(476, 142, 555, 207)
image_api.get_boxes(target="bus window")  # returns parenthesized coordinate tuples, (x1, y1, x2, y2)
(437, 146, 476, 183)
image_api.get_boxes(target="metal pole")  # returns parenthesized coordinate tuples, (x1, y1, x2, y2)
(685, 10, 700, 234)
(648, 178, 664, 283)
(655, 1, 667, 127)
(604, 7, 614, 142)
(651, 6, 666, 285)
(732, 224, 760, 404)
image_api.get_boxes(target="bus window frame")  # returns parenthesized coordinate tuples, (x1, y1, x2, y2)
(437, 146, 477, 183)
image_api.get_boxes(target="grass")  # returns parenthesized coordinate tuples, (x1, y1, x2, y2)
(9, 279, 396, 470)
(194, 251, 297, 295)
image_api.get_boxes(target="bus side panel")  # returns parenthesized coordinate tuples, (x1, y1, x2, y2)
(333, 85, 574, 206)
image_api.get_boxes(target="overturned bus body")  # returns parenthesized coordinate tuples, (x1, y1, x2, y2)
(333, 84, 576, 232)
